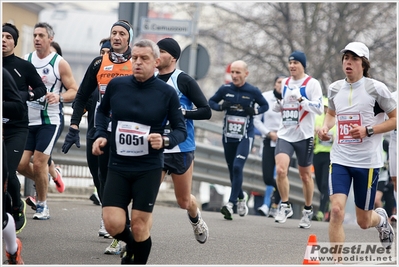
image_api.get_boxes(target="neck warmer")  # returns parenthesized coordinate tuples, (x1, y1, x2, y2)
(273, 89, 282, 100)
(109, 46, 132, 63)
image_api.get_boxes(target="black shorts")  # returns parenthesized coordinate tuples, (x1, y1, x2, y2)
(275, 137, 314, 167)
(25, 124, 59, 155)
(377, 180, 387, 192)
(102, 168, 162, 213)
(163, 151, 194, 175)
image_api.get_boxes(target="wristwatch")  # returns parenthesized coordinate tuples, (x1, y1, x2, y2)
(365, 126, 374, 137)
(28, 91, 35, 101)
(163, 136, 170, 147)
(59, 94, 64, 103)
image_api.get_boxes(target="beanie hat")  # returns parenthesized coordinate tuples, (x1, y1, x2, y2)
(111, 21, 133, 44)
(289, 50, 306, 69)
(340, 42, 369, 60)
(101, 40, 111, 50)
(157, 38, 181, 60)
(2, 24, 19, 47)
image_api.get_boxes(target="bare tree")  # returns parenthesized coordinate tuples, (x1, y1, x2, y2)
(152, 2, 396, 98)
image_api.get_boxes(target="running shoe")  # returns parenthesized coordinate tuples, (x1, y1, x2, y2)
(237, 191, 249, 217)
(104, 239, 122, 255)
(13, 199, 27, 234)
(324, 211, 331, 222)
(257, 204, 269, 216)
(275, 203, 293, 223)
(33, 203, 50, 220)
(188, 208, 209, 244)
(220, 202, 234, 220)
(268, 206, 278, 218)
(5, 237, 24, 264)
(299, 209, 313, 228)
(89, 192, 101, 206)
(26, 196, 37, 210)
(120, 245, 134, 264)
(375, 208, 395, 250)
(312, 210, 324, 221)
(98, 218, 107, 237)
(53, 166, 65, 193)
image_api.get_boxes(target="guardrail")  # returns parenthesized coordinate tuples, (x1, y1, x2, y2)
(50, 117, 320, 212)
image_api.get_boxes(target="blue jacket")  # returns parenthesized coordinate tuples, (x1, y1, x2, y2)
(209, 82, 269, 141)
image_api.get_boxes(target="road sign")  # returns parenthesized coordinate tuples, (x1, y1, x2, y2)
(179, 43, 210, 80)
(140, 17, 192, 36)
(225, 63, 232, 84)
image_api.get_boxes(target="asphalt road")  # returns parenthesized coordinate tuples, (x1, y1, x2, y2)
(3, 196, 397, 266)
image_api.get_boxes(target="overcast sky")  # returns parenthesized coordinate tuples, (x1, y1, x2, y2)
(57, 1, 118, 12)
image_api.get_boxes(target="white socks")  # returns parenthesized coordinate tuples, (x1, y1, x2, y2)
(3, 213, 18, 255)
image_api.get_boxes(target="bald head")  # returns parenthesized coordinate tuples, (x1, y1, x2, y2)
(231, 60, 248, 71)
(230, 60, 249, 87)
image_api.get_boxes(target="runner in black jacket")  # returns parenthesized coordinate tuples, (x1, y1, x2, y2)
(2, 67, 25, 264)
(62, 21, 134, 251)
(2, 23, 47, 234)
(93, 39, 186, 265)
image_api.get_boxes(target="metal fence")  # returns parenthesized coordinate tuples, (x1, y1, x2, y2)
(49, 114, 320, 212)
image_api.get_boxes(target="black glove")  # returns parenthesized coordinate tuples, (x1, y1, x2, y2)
(62, 127, 81, 154)
(244, 106, 255, 116)
(221, 101, 231, 111)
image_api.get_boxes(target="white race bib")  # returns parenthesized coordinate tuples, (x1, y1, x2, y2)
(115, 121, 150, 156)
(225, 115, 248, 139)
(282, 103, 299, 126)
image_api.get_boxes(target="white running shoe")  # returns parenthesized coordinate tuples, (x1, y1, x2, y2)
(375, 208, 395, 250)
(257, 204, 269, 216)
(268, 206, 278, 218)
(188, 208, 209, 244)
(33, 204, 50, 220)
(237, 191, 249, 217)
(298, 209, 313, 229)
(98, 218, 110, 237)
(220, 202, 234, 220)
(104, 239, 122, 255)
(274, 203, 293, 223)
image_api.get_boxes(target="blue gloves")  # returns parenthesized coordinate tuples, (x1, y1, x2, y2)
(62, 127, 80, 153)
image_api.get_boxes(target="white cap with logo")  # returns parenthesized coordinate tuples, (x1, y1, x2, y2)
(340, 42, 369, 60)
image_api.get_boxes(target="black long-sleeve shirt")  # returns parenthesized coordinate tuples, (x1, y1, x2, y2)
(3, 54, 47, 128)
(70, 55, 103, 128)
(157, 71, 211, 120)
(2, 67, 25, 122)
(95, 75, 187, 172)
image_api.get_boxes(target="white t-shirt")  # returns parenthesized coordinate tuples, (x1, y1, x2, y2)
(274, 75, 323, 142)
(254, 90, 282, 147)
(388, 90, 397, 176)
(328, 77, 396, 168)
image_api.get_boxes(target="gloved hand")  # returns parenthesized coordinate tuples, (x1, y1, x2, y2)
(244, 106, 255, 116)
(273, 100, 283, 112)
(292, 86, 302, 102)
(221, 100, 231, 111)
(62, 127, 81, 154)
